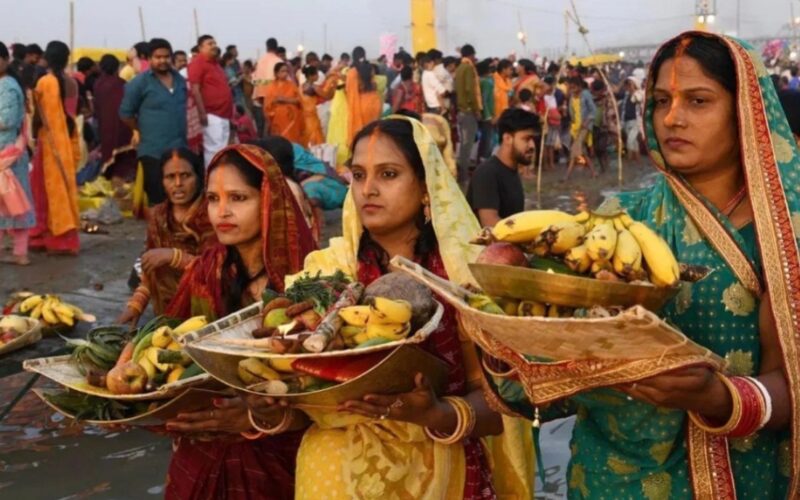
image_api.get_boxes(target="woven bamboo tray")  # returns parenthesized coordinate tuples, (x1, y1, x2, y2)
(34, 387, 231, 426)
(0, 315, 42, 355)
(185, 343, 449, 406)
(391, 256, 726, 405)
(23, 355, 213, 401)
(180, 300, 444, 360)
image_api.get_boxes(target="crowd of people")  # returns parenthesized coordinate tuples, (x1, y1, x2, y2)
(1, 28, 799, 500)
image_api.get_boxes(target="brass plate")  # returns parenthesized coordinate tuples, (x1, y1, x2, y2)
(185, 344, 449, 406)
(469, 263, 680, 310)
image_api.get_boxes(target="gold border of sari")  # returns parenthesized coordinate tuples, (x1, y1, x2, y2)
(644, 32, 800, 499)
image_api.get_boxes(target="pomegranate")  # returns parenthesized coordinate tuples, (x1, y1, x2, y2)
(476, 242, 528, 267)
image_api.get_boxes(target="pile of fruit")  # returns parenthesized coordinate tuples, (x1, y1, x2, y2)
(66, 316, 207, 395)
(14, 293, 93, 329)
(471, 207, 684, 318)
(237, 357, 337, 394)
(226, 272, 435, 355)
(476, 208, 680, 286)
(0, 315, 33, 347)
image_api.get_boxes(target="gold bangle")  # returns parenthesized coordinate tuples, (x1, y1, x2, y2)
(127, 301, 144, 314)
(688, 373, 742, 435)
(424, 396, 474, 444)
(247, 408, 293, 435)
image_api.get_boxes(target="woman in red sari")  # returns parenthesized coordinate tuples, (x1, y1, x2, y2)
(264, 63, 304, 144)
(117, 148, 216, 325)
(163, 143, 317, 500)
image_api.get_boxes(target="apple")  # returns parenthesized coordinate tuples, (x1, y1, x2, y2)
(106, 361, 148, 394)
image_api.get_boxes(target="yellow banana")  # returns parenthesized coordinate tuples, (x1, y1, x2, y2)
(627, 221, 680, 287)
(564, 244, 592, 273)
(590, 259, 614, 274)
(268, 358, 296, 373)
(145, 346, 171, 372)
(53, 303, 76, 326)
(238, 357, 281, 384)
(30, 301, 45, 320)
(573, 210, 591, 223)
(546, 221, 586, 254)
(495, 297, 520, 316)
(19, 294, 44, 313)
(337, 305, 372, 326)
(612, 217, 627, 232)
(517, 300, 547, 317)
(172, 316, 207, 336)
(151, 326, 173, 348)
(619, 213, 634, 228)
(340, 325, 366, 338)
(41, 297, 59, 325)
(585, 222, 618, 261)
(369, 297, 413, 325)
(0, 316, 29, 331)
(138, 356, 157, 381)
(547, 304, 561, 318)
(167, 366, 185, 384)
(491, 210, 576, 243)
(467, 294, 506, 315)
(612, 229, 643, 277)
(166, 340, 182, 351)
(366, 322, 410, 341)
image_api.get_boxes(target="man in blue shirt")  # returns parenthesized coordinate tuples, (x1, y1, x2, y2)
(120, 38, 187, 205)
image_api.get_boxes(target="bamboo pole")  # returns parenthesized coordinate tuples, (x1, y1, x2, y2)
(193, 8, 200, 40)
(138, 6, 146, 40)
(69, 1, 75, 52)
(536, 124, 546, 208)
(567, 0, 624, 188)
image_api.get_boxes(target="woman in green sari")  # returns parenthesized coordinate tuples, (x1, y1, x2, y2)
(488, 32, 799, 499)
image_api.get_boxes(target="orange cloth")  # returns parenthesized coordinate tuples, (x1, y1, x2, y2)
(301, 88, 325, 147)
(34, 74, 80, 237)
(493, 73, 512, 120)
(514, 74, 539, 100)
(263, 79, 305, 144)
(345, 68, 382, 146)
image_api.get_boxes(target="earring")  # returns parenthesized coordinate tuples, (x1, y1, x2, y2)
(422, 194, 431, 224)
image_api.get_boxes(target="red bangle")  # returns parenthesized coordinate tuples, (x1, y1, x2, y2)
(728, 376, 765, 438)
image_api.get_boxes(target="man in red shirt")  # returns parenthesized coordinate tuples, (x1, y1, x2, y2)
(188, 34, 234, 166)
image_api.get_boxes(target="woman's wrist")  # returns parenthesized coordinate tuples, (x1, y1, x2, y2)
(419, 397, 458, 434)
(699, 375, 733, 420)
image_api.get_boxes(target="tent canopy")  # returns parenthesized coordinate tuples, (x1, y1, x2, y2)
(71, 47, 127, 64)
(567, 53, 622, 67)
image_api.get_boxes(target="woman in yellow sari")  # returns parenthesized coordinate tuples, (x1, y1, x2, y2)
(248, 116, 533, 500)
(264, 62, 304, 144)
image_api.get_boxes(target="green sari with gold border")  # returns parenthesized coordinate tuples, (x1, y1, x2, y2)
(491, 33, 800, 499)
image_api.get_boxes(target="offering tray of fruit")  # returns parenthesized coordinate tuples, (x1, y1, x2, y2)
(468, 263, 681, 311)
(23, 318, 214, 401)
(184, 344, 449, 406)
(390, 256, 725, 405)
(33, 387, 231, 426)
(181, 271, 444, 360)
(0, 315, 43, 356)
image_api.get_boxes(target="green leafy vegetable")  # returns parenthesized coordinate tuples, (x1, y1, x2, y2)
(285, 270, 351, 315)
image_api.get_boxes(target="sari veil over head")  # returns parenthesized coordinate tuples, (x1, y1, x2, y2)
(293, 116, 534, 500)
(167, 144, 316, 320)
(633, 32, 800, 498)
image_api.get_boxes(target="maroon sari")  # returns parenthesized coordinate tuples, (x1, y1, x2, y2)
(164, 144, 317, 500)
(93, 73, 136, 180)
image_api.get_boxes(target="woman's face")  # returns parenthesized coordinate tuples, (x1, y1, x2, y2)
(0, 56, 8, 75)
(277, 66, 288, 80)
(162, 157, 198, 207)
(206, 164, 262, 247)
(350, 133, 426, 238)
(652, 56, 739, 178)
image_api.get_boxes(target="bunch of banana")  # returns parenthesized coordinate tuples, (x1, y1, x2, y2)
(338, 297, 413, 347)
(132, 317, 203, 386)
(18, 294, 91, 327)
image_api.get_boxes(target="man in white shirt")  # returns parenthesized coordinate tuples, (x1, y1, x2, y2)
(421, 56, 446, 113)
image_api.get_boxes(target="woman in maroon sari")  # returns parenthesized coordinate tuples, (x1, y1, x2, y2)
(93, 54, 136, 181)
(163, 143, 317, 500)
